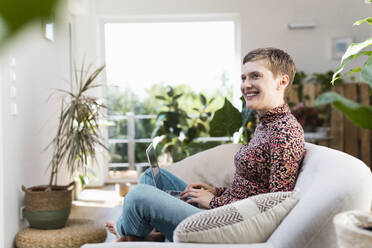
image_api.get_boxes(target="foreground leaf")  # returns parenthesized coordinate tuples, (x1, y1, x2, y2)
(361, 56, 372, 89)
(341, 38, 372, 64)
(210, 98, 242, 137)
(315, 92, 372, 129)
(0, 0, 61, 47)
(354, 17, 372, 26)
(332, 51, 372, 84)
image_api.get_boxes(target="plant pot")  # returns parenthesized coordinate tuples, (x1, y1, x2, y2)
(72, 178, 83, 200)
(22, 182, 74, 229)
(333, 210, 372, 248)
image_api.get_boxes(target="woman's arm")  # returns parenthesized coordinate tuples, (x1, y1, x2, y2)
(214, 187, 227, 196)
(269, 126, 305, 192)
(209, 175, 250, 208)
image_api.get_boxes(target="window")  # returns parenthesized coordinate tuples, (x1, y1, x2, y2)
(103, 19, 239, 181)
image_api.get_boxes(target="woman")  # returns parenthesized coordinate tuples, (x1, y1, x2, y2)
(106, 47, 306, 242)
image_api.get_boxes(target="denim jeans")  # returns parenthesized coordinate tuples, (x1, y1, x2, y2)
(116, 168, 201, 242)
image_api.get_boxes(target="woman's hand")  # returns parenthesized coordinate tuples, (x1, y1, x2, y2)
(180, 188, 214, 209)
(181, 182, 217, 196)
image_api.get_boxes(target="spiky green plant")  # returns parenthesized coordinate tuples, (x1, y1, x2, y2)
(47, 63, 107, 188)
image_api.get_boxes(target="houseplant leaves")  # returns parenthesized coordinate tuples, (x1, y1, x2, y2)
(315, 92, 372, 130)
(210, 98, 242, 137)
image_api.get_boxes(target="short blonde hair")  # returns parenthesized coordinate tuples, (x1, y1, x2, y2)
(242, 47, 296, 97)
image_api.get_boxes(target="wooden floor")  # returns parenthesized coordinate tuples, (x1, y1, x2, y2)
(70, 184, 124, 243)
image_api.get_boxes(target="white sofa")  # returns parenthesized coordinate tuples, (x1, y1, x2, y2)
(82, 142, 372, 248)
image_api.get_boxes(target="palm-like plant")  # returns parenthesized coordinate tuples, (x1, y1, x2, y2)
(315, 0, 372, 130)
(47, 63, 107, 188)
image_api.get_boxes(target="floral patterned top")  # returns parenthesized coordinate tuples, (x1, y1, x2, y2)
(209, 103, 306, 209)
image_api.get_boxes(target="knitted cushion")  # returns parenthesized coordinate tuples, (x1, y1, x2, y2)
(15, 219, 107, 248)
(174, 189, 300, 243)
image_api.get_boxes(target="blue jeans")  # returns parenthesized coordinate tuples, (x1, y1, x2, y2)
(116, 168, 201, 242)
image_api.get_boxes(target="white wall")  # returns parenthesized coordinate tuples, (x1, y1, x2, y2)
(0, 3, 71, 247)
(74, 0, 372, 77)
(0, 55, 5, 248)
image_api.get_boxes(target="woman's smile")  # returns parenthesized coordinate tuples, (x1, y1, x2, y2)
(244, 90, 260, 100)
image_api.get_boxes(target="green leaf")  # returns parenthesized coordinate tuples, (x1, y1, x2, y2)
(199, 94, 207, 106)
(200, 115, 208, 121)
(0, 0, 61, 47)
(332, 51, 372, 84)
(173, 93, 183, 101)
(78, 174, 89, 189)
(354, 17, 372, 26)
(315, 92, 372, 129)
(341, 38, 372, 64)
(361, 56, 372, 89)
(342, 67, 362, 79)
(185, 126, 198, 141)
(155, 95, 166, 100)
(209, 98, 242, 137)
(242, 108, 254, 127)
(240, 96, 253, 126)
(197, 123, 207, 133)
(366, 0, 371, 4)
(166, 86, 174, 97)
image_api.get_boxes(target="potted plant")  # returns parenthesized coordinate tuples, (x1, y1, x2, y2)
(152, 86, 213, 162)
(291, 103, 323, 132)
(22, 63, 107, 229)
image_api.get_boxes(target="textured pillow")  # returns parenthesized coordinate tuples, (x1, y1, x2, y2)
(174, 189, 300, 243)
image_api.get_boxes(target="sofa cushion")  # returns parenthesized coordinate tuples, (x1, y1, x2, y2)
(174, 190, 300, 244)
(165, 143, 242, 187)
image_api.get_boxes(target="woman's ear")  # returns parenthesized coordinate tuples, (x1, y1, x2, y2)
(277, 75, 290, 91)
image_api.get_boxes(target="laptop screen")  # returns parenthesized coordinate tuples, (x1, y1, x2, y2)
(145, 143, 160, 187)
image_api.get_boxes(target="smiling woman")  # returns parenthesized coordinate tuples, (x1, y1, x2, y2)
(105, 47, 306, 243)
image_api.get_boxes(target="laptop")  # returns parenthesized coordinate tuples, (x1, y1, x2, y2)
(145, 143, 198, 206)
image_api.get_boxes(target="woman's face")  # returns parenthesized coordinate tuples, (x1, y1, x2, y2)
(240, 59, 287, 114)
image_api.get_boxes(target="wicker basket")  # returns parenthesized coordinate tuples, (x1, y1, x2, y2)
(22, 183, 75, 229)
(16, 218, 107, 248)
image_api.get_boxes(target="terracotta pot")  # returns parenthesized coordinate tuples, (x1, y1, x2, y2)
(22, 182, 75, 229)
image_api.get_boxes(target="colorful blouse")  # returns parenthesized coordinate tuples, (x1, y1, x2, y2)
(209, 103, 306, 209)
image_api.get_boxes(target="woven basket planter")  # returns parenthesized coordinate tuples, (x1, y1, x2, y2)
(22, 182, 75, 229)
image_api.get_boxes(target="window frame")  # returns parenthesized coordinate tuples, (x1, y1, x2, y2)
(97, 14, 242, 183)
